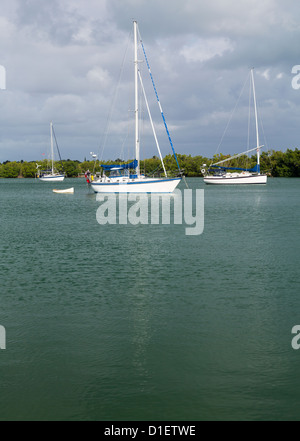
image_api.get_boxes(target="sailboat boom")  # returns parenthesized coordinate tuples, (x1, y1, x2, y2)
(212, 145, 264, 166)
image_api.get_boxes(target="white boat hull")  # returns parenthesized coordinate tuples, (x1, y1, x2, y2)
(91, 177, 181, 193)
(39, 174, 65, 182)
(204, 174, 267, 185)
(53, 187, 74, 194)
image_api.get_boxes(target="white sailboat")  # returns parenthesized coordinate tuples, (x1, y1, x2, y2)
(38, 122, 65, 182)
(89, 21, 182, 193)
(203, 69, 267, 185)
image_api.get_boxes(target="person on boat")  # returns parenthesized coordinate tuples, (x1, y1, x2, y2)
(85, 169, 91, 184)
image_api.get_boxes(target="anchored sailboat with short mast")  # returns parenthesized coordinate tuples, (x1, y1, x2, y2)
(89, 20, 182, 193)
(202, 69, 267, 185)
(38, 122, 65, 182)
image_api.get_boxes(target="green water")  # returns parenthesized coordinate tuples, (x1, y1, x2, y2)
(0, 177, 299, 421)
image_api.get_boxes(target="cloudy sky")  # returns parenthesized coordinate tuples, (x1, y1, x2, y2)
(0, 0, 300, 163)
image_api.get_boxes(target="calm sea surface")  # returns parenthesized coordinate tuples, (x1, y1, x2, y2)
(0, 177, 299, 421)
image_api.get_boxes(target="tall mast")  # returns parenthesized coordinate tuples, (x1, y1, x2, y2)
(251, 68, 260, 174)
(50, 121, 54, 174)
(133, 20, 140, 176)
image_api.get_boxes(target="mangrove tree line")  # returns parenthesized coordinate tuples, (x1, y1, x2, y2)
(0, 148, 299, 178)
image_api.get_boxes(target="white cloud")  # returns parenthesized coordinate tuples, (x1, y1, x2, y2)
(72, 25, 93, 44)
(0, 15, 15, 41)
(180, 37, 234, 63)
(261, 69, 271, 81)
(43, 94, 86, 121)
(86, 67, 111, 88)
(1, 0, 300, 161)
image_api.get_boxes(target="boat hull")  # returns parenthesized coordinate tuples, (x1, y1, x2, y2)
(204, 174, 267, 185)
(91, 177, 181, 193)
(39, 174, 65, 182)
(53, 187, 74, 194)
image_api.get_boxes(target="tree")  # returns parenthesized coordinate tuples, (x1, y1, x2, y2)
(0, 161, 21, 178)
(0, 149, 300, 178)
(61, 160, 80, 177)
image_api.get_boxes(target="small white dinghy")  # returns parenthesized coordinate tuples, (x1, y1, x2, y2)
(53, 187, 74, 194)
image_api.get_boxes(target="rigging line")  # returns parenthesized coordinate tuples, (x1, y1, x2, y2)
(139, 83, 146, 175)
(147, 164, 163, 176)
(246, 74, 252, 169)
(118, 110, 131, 162)
(258, 110, 269, 152)
(138, 69, 167, 177)
(247, 73, 252, 152)
(214, 71, 251, 158)
(251, 81, 268, 153)
(183, 176, 189, 189)
(137, 26, 181, 172)
(52, 125, 65, 172)
(97, 29, 132, 163)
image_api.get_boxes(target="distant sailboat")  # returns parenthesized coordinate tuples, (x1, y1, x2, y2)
(38, 122, 65, 182)
(202, 69, 267, 185)
(88, 20, 182, 193)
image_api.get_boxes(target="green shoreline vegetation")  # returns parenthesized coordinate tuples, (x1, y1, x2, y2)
(0, 148, 299, 178)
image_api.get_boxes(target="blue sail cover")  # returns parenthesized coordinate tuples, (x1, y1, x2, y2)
(210, 164, 260, 173)
(101, 159, 138, 171)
